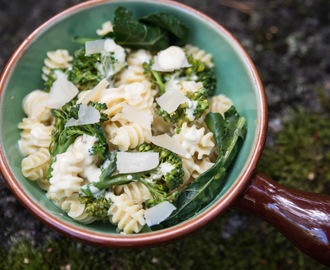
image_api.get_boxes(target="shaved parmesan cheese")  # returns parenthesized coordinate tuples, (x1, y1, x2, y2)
(47, 76, 79, 108)
(149, 134, 190, 158)
(85, 40, 105, 56)
(152, 46, 190, 72)
(144, 201, 176, 226)
(120, 104, 153, 129)
(65, 104, 101, 127)
(77, 78, 109, 104)
(116, 152, 159, 173)
(156, 88, 190, 114)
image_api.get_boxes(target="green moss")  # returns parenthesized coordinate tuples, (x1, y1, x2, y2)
(259, 108, 330, 193)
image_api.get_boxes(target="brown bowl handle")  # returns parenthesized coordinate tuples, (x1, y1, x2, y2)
(234, 172, 330, 266)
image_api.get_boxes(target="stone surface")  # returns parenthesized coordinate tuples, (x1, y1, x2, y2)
(0, 0, 329, 261)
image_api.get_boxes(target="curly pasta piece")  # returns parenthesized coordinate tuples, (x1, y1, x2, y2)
(60, 194, 96, 224)
(42, 49, 73, 81)
(114, 182, 152, 204)
(108, 193, 146, 234)
(184, 44, 214, 68)
(115, 49, 152, 86)
(105, 122, 151, 151)
(208, 94, 233, 117)
(96, 21, 113, 36)
(22, 90, 52, 122)
(47, 135, 98, 201)
(191, 158, 215, 178)
(99, 80, 154, 121)
(173, 122, 215, 160)
(122, 80, 154, 110)
(21, 148, 50, 181)
(18, 118, 53, 156)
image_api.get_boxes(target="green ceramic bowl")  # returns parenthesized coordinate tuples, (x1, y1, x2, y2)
(0, 0, 266, 247)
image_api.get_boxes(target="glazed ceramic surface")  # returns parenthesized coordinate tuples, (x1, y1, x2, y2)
(0, 0, 266, 245)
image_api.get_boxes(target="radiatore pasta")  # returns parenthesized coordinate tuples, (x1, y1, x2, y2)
(18, 15, 238, 234)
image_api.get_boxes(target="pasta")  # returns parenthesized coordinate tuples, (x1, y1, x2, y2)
(17, 12, 245, 235)
(114, 182, 153, 204)
(22, 90, 52, 122)
(184, 44, 214, 68)
(42, 49, 73, 81)
(108, 193, 146, 234)
(18, 118, 53, 156)
(105, 122, 151, 151)
(208, 94, 233, 117)
(21, 148, 50, 181)
(47, 135, 98, 201)
(173, 122, 215, 160)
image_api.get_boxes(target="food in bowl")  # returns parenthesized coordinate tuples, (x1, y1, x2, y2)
(17, 6, 246, 234)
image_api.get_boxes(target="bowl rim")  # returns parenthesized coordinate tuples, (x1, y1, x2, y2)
(0, 0, 267, 247)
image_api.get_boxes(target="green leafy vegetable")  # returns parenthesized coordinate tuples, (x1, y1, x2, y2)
(139, 11, 189, 47)
(112, 7, 189, 51)
(162, 107, 247, 227)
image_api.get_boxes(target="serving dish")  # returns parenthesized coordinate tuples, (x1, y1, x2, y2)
(0, 0, 329, 266)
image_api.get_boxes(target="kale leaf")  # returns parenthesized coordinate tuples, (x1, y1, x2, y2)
(161, 107, 247, 227)
(112, 7, 189, 51)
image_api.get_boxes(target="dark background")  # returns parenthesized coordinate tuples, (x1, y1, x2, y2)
(1, 0, 330, 269)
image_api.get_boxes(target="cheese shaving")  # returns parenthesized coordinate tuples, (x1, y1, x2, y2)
(149, 134, 191, 158)
(144, 201, 176, 226)
(116, 152, 159, 173)
(120, 104, 153, 129)
(47, 76, 79, 108)
(156, 88, 190, 114)
(65, 104, 101, 127)
(85, 40, 106, 56)
(77, 78, 109, 104)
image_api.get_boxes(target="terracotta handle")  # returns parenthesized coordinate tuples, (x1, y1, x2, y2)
(234, 172, 330, 266)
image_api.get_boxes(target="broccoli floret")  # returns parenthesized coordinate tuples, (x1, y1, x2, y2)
(68, 48, 126, 90)
(143, 53, 214, 125)
(79, 194, 111, 221)
(156, 87, 209, 126)
(79, 144, 184, 209)
(137, 143, 184, 190)
(184, 55, 216, 97)
(68, 49, 103, 91)
(47, 101, 109, 179)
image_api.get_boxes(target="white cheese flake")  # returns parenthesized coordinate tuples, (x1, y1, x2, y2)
(144, 201, 176, 226)
(156, 88, 190, 114)
(152, 46, 190, 72)
(77, 78, 109, 104)
(65, 104, 101, 127)
(116, 152, 159, 174)
(47, 76, 79, 108)
(149, 134, 191, 158)
(120, 104, 153, 129)
(85, 39, 106, 56)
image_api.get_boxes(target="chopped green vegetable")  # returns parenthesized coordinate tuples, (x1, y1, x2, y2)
(162, 107, 246, 226)
(112, 7, 189, 51)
